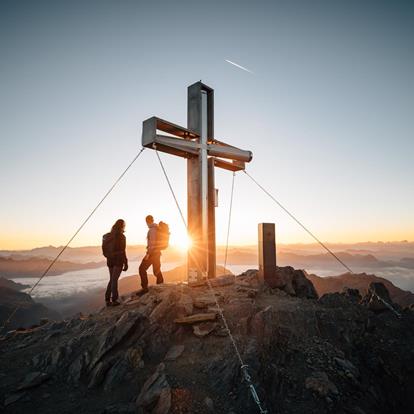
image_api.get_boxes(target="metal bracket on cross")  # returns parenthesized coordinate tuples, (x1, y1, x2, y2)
(141, 81, 253, 285)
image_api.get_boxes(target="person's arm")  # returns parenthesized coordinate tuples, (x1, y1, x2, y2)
(121, 234, 128, 271)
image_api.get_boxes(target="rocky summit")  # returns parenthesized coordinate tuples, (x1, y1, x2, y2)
(0, 268, 413, 414)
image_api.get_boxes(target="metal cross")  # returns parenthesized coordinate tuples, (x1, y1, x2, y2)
(142, 81, 252, 284)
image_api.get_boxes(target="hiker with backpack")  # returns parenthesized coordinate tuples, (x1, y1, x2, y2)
(138, 215, 169, 293)
(102, 219, 128, 306)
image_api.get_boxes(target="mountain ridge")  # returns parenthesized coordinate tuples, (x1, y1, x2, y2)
(0, 269, 413, 413)
(308, 272, 414, 308)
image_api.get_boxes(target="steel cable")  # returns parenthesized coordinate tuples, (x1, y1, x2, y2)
(243, 169, 401, 318)
(223, 172, 236, 274)
(155, 152, 268, 413)
(0, 148, 146, 334)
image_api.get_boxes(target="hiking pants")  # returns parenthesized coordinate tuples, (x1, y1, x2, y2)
(105, 265, 122, 302)
(139, 252, 163, 289)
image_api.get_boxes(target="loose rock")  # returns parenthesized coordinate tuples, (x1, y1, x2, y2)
(136, 363, 171, 414)
(305, 371, 338, 397)
(193, 322, 217, 338)
(362, 282, 396, 313)
(174, 313, 217, 324)
(4, 392, 27, 406)
(164, 345, 185, 361)
(18, 371, 50, 390)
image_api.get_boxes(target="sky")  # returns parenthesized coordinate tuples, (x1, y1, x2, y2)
(1, 0, 413, 250)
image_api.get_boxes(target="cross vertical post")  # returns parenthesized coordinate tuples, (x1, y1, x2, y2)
(207, 157, 216, 278)
(187, 82, 214, 282)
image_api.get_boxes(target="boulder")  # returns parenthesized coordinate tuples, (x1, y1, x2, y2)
(193, 295, 217, 310)
(204, 396, 215, 412)
(305, 371, 338, 397)
(174, 313, 217, 324)
(17, 371, 50, 390)
(193, 322, 217, 338)
(292, 269, 318, 299)
(103, 403, 137, 414)
(210, 275, 235, 287)
(164, 345, 185, 361)
(362, 282, 395, 313)
(319, 292, 353, 308)
(92, 311, 145, 367)
(273, 267, 318, 299)
(125, 298, 141, 306)
(136, 363, 171, 414)
(342, 287, 362, 302)
(126, 347, 144, 369)
(236, 286, 258, 298)
(149, 291, 179, 323)
(269, 267, 295, 293)
(176, 293, 193, 317)
(51, 345, 66, 368)
(154, 387, 171, 414)
(88, 359, 114, 388)
(4, 392, 27, 406)
(224, 302, 254, 320)
(68, 353, 88, 382)
(103, 358, 130, 391)
(334, 357, 360, 378)
(249, 306, 274, 344)
(237, 269, 260, 288)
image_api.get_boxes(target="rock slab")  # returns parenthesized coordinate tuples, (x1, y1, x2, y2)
(136, 363, 171, 414)
(174, 313, 217, 324)
(164, 345, 185, 361)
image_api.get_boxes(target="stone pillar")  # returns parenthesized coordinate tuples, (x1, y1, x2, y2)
(258, 223, 276, 285)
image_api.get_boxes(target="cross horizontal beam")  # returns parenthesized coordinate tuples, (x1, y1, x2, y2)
(143, 117, 199, 140)
(213, 158, 246, 172)
(142, 116, 252, 163)
(207, 140, 252, 162)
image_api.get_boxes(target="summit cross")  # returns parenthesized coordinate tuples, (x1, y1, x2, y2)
(142, 81, 253, 284)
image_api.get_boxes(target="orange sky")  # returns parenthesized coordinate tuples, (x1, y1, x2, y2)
(1, 1, 413, 252)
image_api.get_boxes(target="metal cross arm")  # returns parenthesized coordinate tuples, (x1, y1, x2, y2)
(142, 117, 199, 158)
(142, 116, 252, 165)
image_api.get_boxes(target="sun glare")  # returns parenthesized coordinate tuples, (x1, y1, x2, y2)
(173, 233, 192, 252)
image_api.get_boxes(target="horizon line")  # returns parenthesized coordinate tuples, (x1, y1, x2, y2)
(1, 239, 413, 251)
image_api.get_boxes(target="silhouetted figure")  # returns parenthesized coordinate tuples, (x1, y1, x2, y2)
(102, 219, 128, 306)
(139, 215, 164, 292)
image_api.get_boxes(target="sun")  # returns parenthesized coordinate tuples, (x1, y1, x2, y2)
(172, 232, 192, 252)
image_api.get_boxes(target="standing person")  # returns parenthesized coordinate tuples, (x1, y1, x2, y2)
(102, 219, 128, 306)
(139, 215, 164, 293)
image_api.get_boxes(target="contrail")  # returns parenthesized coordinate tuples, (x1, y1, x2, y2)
(225, 59, 253, 74)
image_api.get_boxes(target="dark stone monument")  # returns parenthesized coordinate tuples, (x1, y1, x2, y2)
(258, 223, 276, 286)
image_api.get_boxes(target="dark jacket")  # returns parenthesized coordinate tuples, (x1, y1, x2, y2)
(107, 231, 128, 267)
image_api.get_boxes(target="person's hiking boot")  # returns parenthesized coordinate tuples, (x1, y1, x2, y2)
(105, 301, 112, 307)
(156, 276, 164, 285)
(137, 287, 149, 296)
(111, 300, 121, 306)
